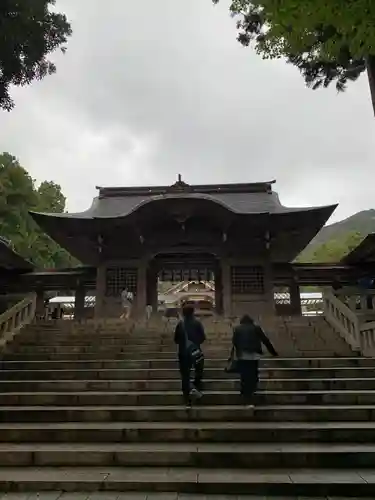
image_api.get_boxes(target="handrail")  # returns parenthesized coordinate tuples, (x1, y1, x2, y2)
(0, 293, 36, 350)
(323, 289, 362, 353)
(359, 320, 375, 356)
(335, 286, 375, 313)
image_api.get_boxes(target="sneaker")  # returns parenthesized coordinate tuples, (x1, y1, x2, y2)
(189, 387, 203, 400)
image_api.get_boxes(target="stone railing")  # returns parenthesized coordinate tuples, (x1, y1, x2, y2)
(323, 289, 362, 352)
(358, 320, 375, 356)
(0, 293, 36, 350)
(323, 288, 375, 355)
(334, 287, 375, 318)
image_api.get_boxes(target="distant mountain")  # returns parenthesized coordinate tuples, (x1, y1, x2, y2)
(312, 209, 375, 246)
(298, 209, 375, 261)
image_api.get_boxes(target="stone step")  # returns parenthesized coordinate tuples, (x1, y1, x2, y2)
(12, 338, 234, 346)
(0, 357, 371, 370)
(0, 366, 371, 380)
(89, 324, 336, 331)
(0, 421, 375, 443)
(11, 334, 354, 350)
(27, 333, 338, 343)
(1, 390, 375, 406)
(8, 335, 350, 347)
(18, 332, 235, 342)
(13, 342, 345, 356)
(0, 405, 373, 423)
(0, 494, 347, 500)
(0, 442, 375, 468)
(15, 326, 346, 335)
(0, 466, 373, 496)
(6, 350, 234, 359)
(12, 331, 335, 341)
(0, 377, 373, 392)
(4, 345, 350, 360)
(10, 338, 233, 346)
(4, 351, 340, 360)
(0, 495, 343, 500)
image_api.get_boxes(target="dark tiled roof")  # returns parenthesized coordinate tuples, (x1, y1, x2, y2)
(342, 234, 375, 264)
(0, 238, 33, 271)
(29, 181, 337, 220)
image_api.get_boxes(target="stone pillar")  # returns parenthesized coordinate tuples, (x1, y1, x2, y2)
(290, 281, 302, 316)
(135, 262, 147, 318)
(74, 286, 86, 320)
(221, 259, 232, 317)
(95, 264, 106, 318)
(214, 266, 223, 315)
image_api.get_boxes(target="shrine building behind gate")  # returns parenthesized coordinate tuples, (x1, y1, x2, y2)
(30, 178, 336, 319)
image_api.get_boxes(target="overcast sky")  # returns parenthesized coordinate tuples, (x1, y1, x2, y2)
(0, 0, 374, 223)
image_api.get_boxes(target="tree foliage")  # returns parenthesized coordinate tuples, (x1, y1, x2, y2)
(296, 230, 365, 263)
(0, 0, 72, 111)
(213, 0, 373, 93)
(0, 152, 77, 269)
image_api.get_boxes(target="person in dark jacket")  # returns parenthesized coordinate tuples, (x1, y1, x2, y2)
(174, 305, 206, 406)
(231, 315, 278, 407)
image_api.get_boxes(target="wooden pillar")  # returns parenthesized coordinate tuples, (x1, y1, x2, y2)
(95, 264, 106, 318)
(35, 289, 45, 320)
(214, 265, 223, 315)
(221, 259, 232, 317)
(290, 281, 302, 316)
(147, 266, 158, 312)
(135, 261, 147, 318)
(74, 286, 86, 320)
(263, 229, 275, 317)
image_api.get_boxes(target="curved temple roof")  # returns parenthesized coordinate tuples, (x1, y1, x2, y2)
(29, 180, 338, 264)
(0, 238, 33, 271)
(30, 180, 337, 220)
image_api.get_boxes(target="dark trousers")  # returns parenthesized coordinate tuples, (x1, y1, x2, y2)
(237, 359, 259, 403)
(178, 353, 204, 402)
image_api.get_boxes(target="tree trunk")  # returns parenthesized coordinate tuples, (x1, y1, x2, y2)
(366, 55, 375, 117)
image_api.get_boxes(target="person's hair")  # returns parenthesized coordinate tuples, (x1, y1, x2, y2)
(182, 304, 194, 318)
(240, 314, 254, 325)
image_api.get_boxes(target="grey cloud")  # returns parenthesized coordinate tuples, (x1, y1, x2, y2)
(0, 0, 374, 223)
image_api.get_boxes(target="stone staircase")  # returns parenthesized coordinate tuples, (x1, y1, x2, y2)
(0, 317, 373, 498)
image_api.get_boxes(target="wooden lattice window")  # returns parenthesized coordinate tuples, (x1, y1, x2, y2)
(231, 266, 264, 294)
(105, 267, 137, 297)
(274, 287, 291, 305)
(159, 268, 214, 282)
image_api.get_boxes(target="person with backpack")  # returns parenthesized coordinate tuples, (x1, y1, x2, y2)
(230, 315, 278, 408)
(174, 304, 206, 407)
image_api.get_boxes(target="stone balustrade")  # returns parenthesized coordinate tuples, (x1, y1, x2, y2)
(0, 293, 36, 350)
(335, 287, 375, 316)
(323, 288, 375, 355)
(358, 320, 375, 356)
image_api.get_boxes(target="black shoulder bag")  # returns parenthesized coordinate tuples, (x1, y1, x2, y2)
(182, 320, 204, 365)
(225, 344, 239, 373)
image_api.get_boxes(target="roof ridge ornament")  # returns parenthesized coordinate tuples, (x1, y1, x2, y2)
(168, 174, 191, 192)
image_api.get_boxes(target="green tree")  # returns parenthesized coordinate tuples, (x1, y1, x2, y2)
(0, 0, 72, 111)
(37, 181, 66, 213)
(0, 152, 77, 268)
(297, 231, 365, 263)
(213, 0, 375, 114)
